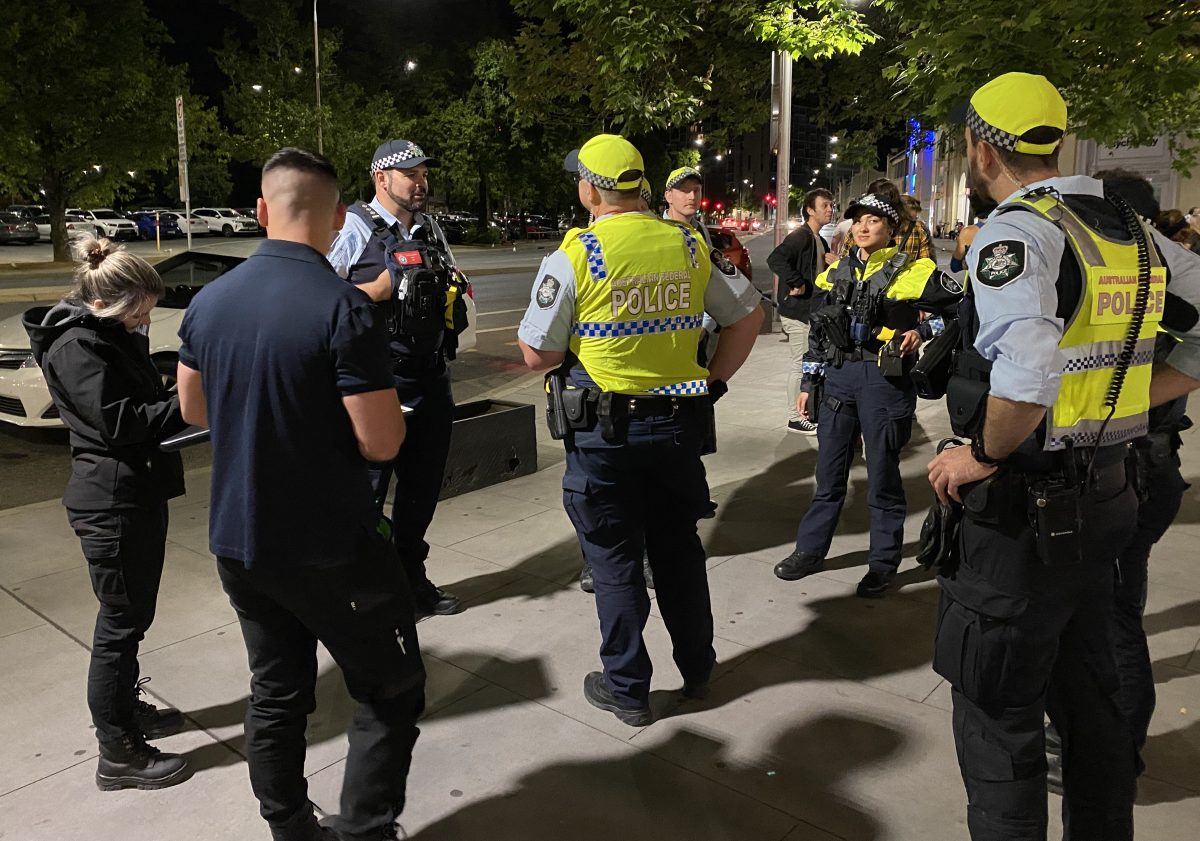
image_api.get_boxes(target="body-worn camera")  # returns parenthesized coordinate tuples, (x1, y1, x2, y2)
(386, 240, 450, 340)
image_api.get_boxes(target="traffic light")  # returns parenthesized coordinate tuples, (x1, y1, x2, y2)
(700, 198, 709, 209)
(715, 202, 723, 210)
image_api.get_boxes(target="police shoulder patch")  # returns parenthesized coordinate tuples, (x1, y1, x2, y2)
(975, 240, 1027, 288)
(710, 247, 737, 277)
(940, 272, 964, 295)
(536, 275, 561, 309)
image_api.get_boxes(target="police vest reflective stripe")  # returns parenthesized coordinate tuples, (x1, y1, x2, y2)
(1008, 194, 1166, 448)
(564, 213, 710, 395)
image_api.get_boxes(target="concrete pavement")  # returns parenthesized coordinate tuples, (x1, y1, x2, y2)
(1, 329, 1198, 840)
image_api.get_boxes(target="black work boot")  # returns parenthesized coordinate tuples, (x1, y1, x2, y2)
(413, 579, 462, 616)
(583, 671, 651, 727)
(856, 570, 896, 599)
(773, 551, 825, 581)
(96, 734, 190, 791)
(133, 677, 184, 740)
(579, 561, 595, 594)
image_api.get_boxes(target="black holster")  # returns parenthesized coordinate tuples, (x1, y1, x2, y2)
(945, 348, 993, 436)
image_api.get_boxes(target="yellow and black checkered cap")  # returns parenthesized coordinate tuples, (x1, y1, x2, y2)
(562, 134, 644, 191)
(639, 178, 652, 205)
(966, 73, 1067, 155)
(665, 166, 702, 192)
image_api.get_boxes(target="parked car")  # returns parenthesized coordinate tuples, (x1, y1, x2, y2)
(168, 211, 210, 237)
(6, 205, 46, 220)
(67, 208, 139, 240)
(707, 226, 753, 280)
(129, 211, 183, 240)
(0, 212, 40, 245)
(0, 251, 477, 428)
(191, 207, 260, 236)
(33, 214, 94, 242)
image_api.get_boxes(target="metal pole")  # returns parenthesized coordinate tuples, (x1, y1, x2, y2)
(774, 50, 792, 250)
(313, 0, 323, 154)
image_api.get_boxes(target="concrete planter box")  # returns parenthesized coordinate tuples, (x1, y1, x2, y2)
(440, 399, 538, 500)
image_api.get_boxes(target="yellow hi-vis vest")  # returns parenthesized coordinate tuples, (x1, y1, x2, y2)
(563, 212, 711, 395)
(1007, 193, 1167, 448)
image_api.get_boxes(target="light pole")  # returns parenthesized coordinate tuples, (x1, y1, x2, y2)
(313, 0, 323, 153)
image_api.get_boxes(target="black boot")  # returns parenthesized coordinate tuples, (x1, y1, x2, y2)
(133, 677, 184, 740)
(96, 734, 189, 791)
(413, 579, 462, 616)
(579, 561, 594, 594)
(773, 551, 825, 581)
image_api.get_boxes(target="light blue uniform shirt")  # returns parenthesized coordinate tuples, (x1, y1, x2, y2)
(970, 175, 1200, 407)
(518, 212, 760, 352)
(327, 197, 458, 279)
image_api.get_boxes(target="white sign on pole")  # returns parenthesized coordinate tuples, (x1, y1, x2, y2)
(176, 95, 192, 249)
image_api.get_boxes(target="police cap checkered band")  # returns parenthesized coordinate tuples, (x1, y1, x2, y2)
(639, 178, 652, 204)
(564, 134, 644, 191)
(665, 167, 702, 191)
(966, 73, 1066, 155)
(845, 194, 899, 225)
(370, 139, 437, 172)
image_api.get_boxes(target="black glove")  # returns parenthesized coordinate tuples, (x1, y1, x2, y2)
(708, 379, 729, 404)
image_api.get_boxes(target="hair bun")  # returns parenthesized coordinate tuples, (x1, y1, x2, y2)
(86, 246, 109, 269)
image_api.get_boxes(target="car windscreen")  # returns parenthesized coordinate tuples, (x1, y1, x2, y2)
(157, 256, 243, 308)
(91, 211, 121, 219)
(0, 213, 21, 223)
(217, 209, 239, 218)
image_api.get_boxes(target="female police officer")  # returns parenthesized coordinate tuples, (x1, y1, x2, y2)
(773, 194, 963, 597)
(23, 236, 189, 790)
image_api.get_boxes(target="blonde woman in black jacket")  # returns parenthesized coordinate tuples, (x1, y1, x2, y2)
(23, 236, 189, 792)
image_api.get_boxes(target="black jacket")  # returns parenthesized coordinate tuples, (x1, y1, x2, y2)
(767, 225, 828, 323)
(24, 301, 186, 511)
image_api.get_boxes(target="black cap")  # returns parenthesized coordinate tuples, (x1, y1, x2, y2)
(845, 193, 900, 224)
(371, 139, 437, 172)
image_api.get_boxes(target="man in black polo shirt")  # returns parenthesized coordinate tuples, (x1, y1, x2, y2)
(177, 148, 425, 841)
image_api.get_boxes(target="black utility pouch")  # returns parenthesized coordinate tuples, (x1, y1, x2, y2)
(946, 372, 989, 437)
(562, 387, 590, 429)
(1028, 480, 1083, 566)
(812, 304, 853, 351)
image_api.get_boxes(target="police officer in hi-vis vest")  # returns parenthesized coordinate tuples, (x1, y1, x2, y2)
(517, 134, 763, 727)
(927, 73, 1200, 841)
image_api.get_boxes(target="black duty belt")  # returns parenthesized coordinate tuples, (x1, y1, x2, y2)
(1016, 443, 1129, 493)
(393, 351, 443, 374)
(845, 347, 879, 362)
(618, 394, 707, 418)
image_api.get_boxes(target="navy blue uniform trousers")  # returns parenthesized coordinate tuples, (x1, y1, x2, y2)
(794, 357, 916, 571)
(562, 403, 717, 706)
(936, 465, 1138, 841)
(369, 362, 454, 587)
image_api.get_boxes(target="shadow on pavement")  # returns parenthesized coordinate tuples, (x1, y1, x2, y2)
(406, 715, 904, 841)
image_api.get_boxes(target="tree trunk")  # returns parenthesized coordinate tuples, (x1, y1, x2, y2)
(46, 171, 71, 263)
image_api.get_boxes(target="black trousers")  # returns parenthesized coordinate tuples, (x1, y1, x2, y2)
(794, 359, 916, 572)
(369, 365, 454, 587)
(217, 534, 426, 841)
(69, 504, 169, 746)
(935, 470, 1138, 841)
(1112, 443, 1189, 750)
(562, 404, 716, 706)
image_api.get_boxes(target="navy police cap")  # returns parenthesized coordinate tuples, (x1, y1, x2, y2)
(371, 139, 438, 173)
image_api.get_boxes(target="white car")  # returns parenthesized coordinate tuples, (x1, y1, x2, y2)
(190, 207, 260, 237)
(166, 211, 209, 237)
(33, 214, 94, 242)
(68, 208, 139, 241)
(0, 251, 476, 428)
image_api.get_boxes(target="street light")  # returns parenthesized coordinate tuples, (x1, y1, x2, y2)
(293, 66, 302, 74)
(830, 153, 838, 160)
(405, 59, 418, 72)
(826, 163, 832, 168)
(813, 169, 819, 175)
(715, 154, 723, 162)
(251, 84, 264, 92)
(830, 136, 838, 143)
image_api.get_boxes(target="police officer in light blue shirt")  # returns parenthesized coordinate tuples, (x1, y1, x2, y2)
(327, 139, 464, 617)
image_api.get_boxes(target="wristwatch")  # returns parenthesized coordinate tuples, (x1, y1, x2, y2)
(970, 435, 1004, 465)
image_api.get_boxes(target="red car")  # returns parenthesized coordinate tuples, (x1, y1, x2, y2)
(707, 226, 752, 280)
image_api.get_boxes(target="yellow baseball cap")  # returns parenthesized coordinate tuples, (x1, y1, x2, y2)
(665, 166, 702, 191)
(563, 134, 644, 190)
(966, 72, 1067, 155)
